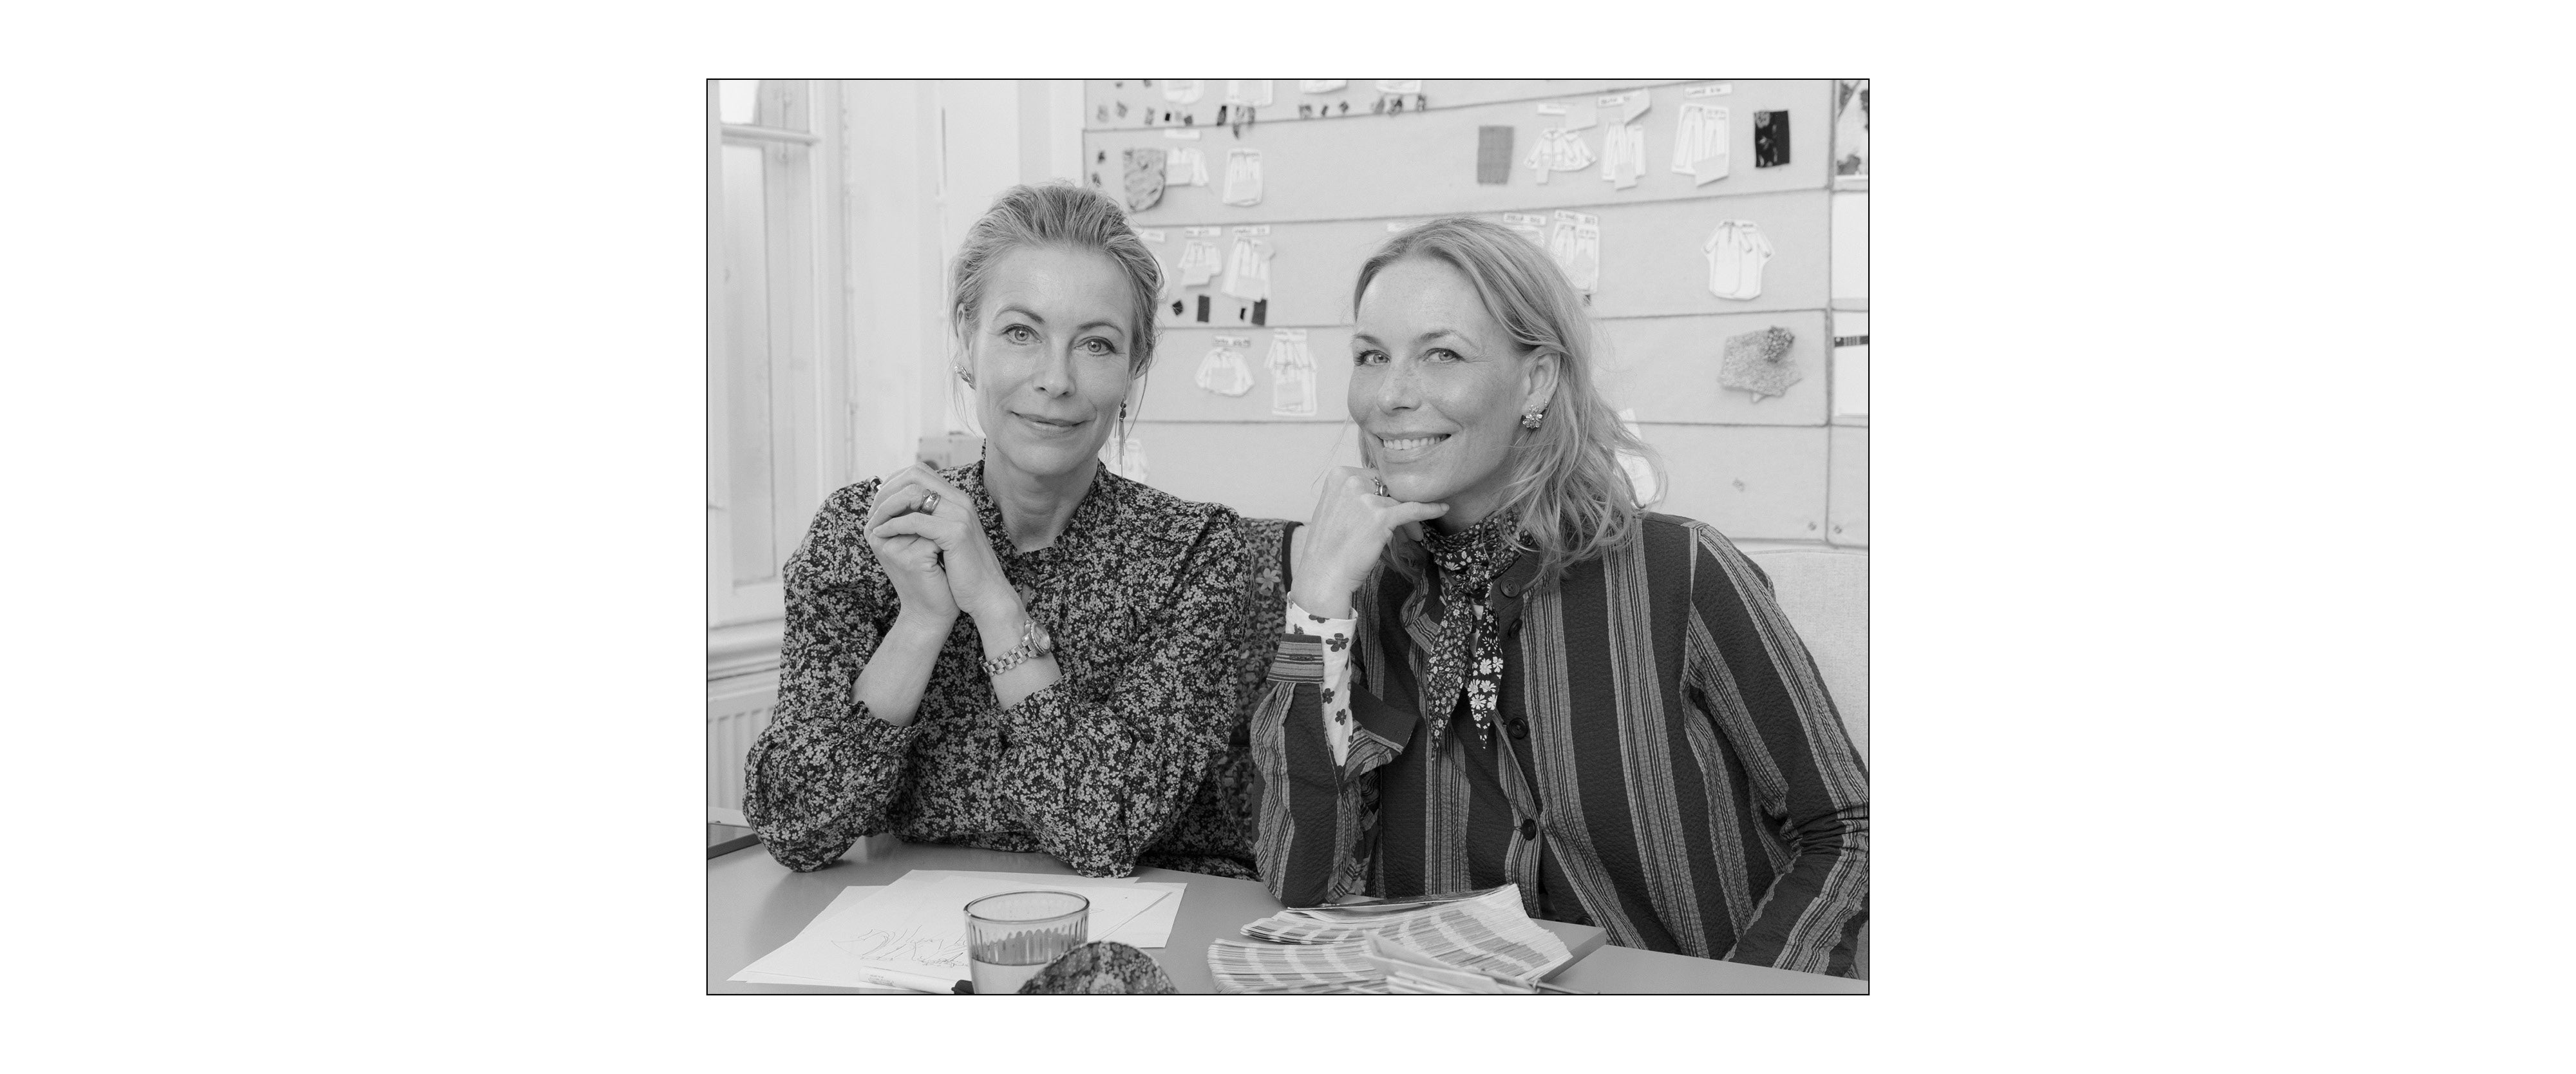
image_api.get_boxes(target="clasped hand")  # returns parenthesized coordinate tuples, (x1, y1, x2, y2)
(864, 463, 1020, 627)
(1290, 466, 1450, 619)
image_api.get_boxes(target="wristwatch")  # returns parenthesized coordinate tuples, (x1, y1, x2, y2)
(983, 615, 1054, 678)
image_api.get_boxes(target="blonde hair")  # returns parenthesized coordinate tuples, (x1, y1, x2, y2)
(1353, 216, 1660, 584)
(944, 182, 1162, 448)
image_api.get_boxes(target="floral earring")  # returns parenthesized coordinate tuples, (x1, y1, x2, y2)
(1521, 407, 1546, 430)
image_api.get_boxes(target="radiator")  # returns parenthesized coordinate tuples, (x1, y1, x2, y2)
(706, 682, 777, 827)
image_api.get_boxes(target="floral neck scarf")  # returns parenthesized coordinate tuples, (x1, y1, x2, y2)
(1415, 511, 1525, 755)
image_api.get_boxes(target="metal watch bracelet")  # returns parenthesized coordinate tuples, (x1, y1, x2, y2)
(983, 617, 1050, 678)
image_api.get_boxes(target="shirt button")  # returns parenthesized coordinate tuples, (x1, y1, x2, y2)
(1520, 819, 1538, 841)
(1508, 718, 1529, 740)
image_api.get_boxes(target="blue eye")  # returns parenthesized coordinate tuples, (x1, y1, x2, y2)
(1081, 336, 1119, 356)
(1423, 347, 1462, 363)
(1001, 325, 1037, 344)
(1352, 349, 1387, 366)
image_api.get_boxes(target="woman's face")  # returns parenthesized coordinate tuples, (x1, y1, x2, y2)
(1350, 255, 1556, 529)
(961, 244, 1139, 483)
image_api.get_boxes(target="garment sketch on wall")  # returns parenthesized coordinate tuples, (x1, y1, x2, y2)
(1524, 127, 1595, 186)
(1546, 210, 1601, 293)
(1195, 336, 1256, 397)
(1672, 102, 1731, 184)
(1266, 329, 1316, 417)
(1834, 80, 1869, 178)
(1221, 148, 1264, 206)
(1704, 220, 1774, 301)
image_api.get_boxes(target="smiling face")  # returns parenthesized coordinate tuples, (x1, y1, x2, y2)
(1350, 256, 1557, 530)
(960, 244, 1141, 483)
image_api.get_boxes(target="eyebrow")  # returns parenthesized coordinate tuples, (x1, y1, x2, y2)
(996, 305, 1126, 338)
(1350, 327, 1472, 348)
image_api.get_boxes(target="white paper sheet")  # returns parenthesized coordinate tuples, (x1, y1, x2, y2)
(730, 870, 1173, 990)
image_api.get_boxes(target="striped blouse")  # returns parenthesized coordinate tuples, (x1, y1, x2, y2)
(1249, 513, 1870, 976)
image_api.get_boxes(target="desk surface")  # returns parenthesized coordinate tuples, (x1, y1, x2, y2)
(709, 834, 1867, 995)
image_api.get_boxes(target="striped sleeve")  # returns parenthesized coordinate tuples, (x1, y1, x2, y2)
(1248, 626, 1412, 907)
(1681, 524, 1871, 976)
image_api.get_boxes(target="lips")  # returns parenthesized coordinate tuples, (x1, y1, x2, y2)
(1014, 412, 1090, 432)
(1376, 432, 1450, 459)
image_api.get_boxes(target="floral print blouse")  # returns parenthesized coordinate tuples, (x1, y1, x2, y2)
(742, 461, 1289, 879)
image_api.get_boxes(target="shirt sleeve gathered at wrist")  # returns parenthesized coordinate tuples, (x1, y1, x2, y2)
(1282, 600, 1358, 766)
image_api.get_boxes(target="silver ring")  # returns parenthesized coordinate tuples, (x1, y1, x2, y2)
(920, 492, 941, 516)
(1371, 477, 1388, 498)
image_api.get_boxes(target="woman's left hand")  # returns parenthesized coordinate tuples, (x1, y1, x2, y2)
(867, 463, 1023, 625)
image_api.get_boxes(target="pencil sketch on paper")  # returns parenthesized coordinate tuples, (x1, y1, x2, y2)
(833, 927, 967, 969)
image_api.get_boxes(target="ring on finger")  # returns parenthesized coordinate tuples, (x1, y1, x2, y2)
(921, 492, 942, 515)
(1371, 477, 1388, 498)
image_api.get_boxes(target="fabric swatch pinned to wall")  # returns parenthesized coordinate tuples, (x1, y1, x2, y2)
(1718, 326, 1800, 401)
(1476, 126, 1515, 184)
(1754, 110, 1790, 168)
(1122, 147, 1168, 211)
(1196, 335, 1255, 397)
(1221, 148, 1264, 206)
(1704, 220, 1774, 300)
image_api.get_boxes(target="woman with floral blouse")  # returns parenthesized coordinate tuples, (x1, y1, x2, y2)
(743, 184, 1283, 879)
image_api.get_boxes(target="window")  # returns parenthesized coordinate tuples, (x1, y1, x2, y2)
(708, 81, 848, 635)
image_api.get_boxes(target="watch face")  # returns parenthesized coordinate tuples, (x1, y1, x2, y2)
(1030, 620, 1054, 653)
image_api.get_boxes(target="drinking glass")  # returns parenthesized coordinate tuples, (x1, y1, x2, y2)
(963, 890, 1089, 995)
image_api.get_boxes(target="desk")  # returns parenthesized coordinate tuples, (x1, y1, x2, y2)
(710, 834, 1866, 994)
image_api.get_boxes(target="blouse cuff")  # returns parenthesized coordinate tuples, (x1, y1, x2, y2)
(1281, 600, 1358, 767)
(842, 698, 927, 756)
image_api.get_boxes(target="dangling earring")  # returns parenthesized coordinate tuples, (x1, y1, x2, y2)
(956, 365, 975, 388)
(1521, 407, 1546, 430)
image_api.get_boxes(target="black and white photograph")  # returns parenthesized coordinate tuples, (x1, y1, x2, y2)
(704, 79, 1870, 995)
(20, 10, 2568, 1068)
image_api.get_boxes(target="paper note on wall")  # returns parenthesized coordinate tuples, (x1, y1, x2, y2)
(1672, 103, 1730, 184)
(1221, 148, 1264, 206)
(1225, 80, 1274, 106)
(1162, 80, 1204, 104)
(1500, 211, 1548, 246)
(1300, 79, 1347, 93)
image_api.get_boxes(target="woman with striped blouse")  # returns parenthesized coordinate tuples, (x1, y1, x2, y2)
(1253, 217, 1868, 977)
